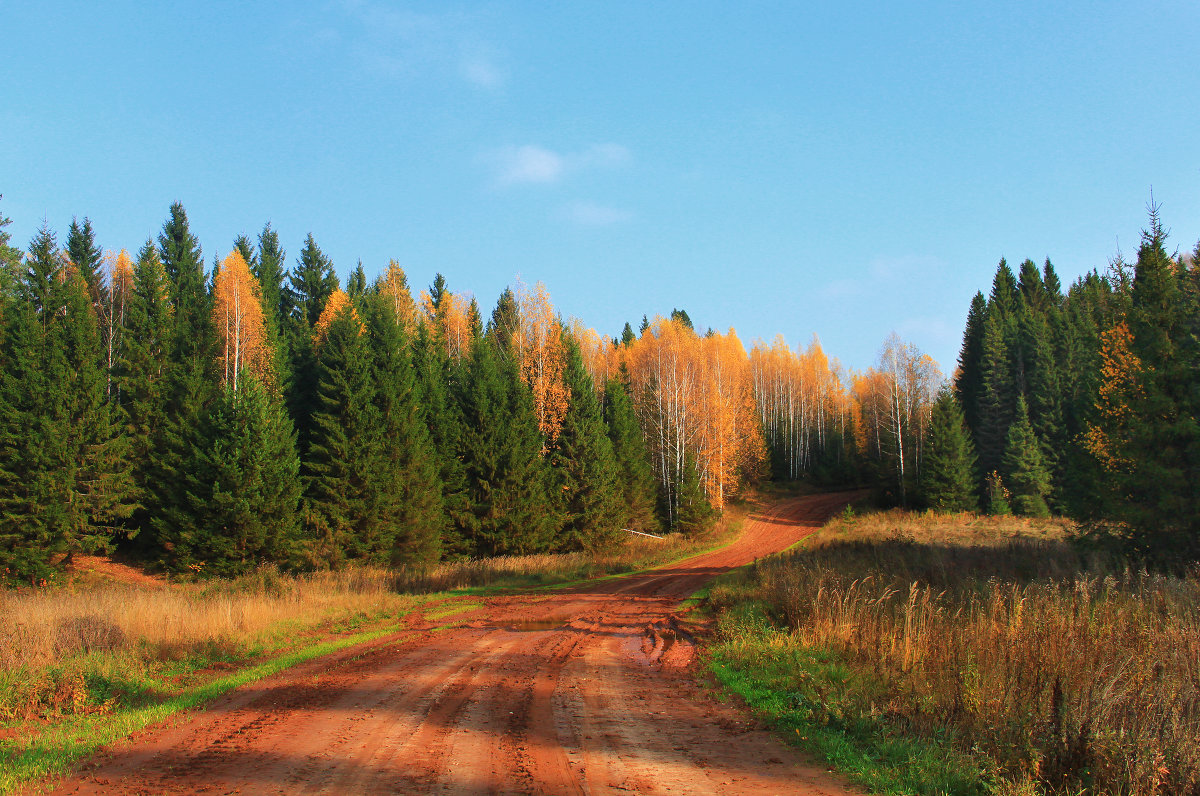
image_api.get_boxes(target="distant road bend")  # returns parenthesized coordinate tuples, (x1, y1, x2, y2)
(49, 492, 863, 795)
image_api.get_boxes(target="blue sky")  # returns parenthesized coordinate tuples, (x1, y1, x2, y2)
(4, 1, 1199, 374)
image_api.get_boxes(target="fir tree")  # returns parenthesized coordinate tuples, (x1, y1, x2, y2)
(288, 233, 338, 327)
(152, 203, 219, 563)
(0, 227, 134, 580)
(550, 337, 623, 552)
(920, 388, 979, 512)
(412, 321, 472, 555)
(603, 377, 661, 532)
(155, 375, 301, 575)
(488, 287, 521, 358)
(1002, 397, 1052, 517)
(304, 300, 387, 565)
(363, 292, 446, 566)
(974, 309, 1015, 484)
(66, 216, 105, 307)
(346, 261, 367, 304)
(0, 196, 22, 297)
(252, 223, 292, 392)
(955, 291, 988, 434)
(456, 336, 558, 555)
(232, 234, 258, 272)
(114, 240, 172, 532)
(620, 322, 636, 347)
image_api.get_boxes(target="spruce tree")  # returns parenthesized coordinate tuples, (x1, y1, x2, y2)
(920, 388, 979, 512)
(488, 287, 520, 357)
(346, 261, 367, 304)
(456, 336, 559, 555)
(1108, 206, 1199, 555)
(232, 234, 258, 271)
(114, 240, 172, 536)
(412, 321, 471, 555)
(603, 376, 661, 532)
(955, 291, 988, 434)
(550, 337, 623, 552)
(285, 234, 338, 454)
(252, 223, 292, 393)
(0, 227, 133, 580)
(288, 233, 338, 327)
(304, 301, 387, 565)
(152, 203, 219, 563)
(363, 292, 446, 566)
(154, 376, 301, 575)
(1002, 397, 1052, 517)
(0, 196, 21, 298)
(974, 310, 1015, 484)
(66, 216, 105, 307)
(620, 322, 636, 347)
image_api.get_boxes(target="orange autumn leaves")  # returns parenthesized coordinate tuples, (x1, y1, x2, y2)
(212, 250, 273, 392)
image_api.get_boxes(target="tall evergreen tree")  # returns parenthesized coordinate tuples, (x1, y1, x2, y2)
(974, 310, 1015, 484)
(363, 292, 446, 566)
(1002, 397, 1052, 518)
(620, 322, 636, 347)
(232, 234, 258, 272)
(346, 261, 367, 304)
(304, 300, 387, 565)
(955, 291, 988, 434)
(550, 337, 623, 551)
(920, 387, 979, 512)
(603, 376, 661, 532)
(0, 196, 21, 295)
(285, 234, 338, 453)
(0, 227, 134, 580)
(488, 287, 520, 357)
(154, 376, 301, 575)
(152, 203, 219, 562)
(288, 233, 338, 328)
(66, 216, 105, 306)
(456, 336, 558, 555)
(412, 321, 472, 555)
(114, 240, 172, 534)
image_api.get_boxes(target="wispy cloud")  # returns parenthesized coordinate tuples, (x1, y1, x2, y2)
(563, 201, 633, 227)
(485, 143, 630, 187)
(335, 1, 507, 89)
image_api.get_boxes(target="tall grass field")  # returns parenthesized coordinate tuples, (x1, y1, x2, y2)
(707, 509, 1200, 795)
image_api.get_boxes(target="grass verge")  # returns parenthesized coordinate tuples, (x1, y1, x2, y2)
(701, 508, 1200, 796)
(0, 626, 396, 795)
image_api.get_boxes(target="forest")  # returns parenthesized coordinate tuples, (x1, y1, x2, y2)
(0, 197, 1196, 583)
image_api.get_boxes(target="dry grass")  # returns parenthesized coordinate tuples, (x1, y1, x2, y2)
(714, 511, 1200, 795)
(0, 512, 738, 723)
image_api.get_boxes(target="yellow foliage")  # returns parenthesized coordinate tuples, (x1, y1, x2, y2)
(379, 259, 417, 333)
(513, 281, 569, 444)
(212, 250, 274, 392)
(312, 289, 363, 347)
(1085, 322, 1142, 472)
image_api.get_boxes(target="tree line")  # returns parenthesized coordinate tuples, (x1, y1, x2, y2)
(923, 201, 1200, 562)
(0, 201, 672, 582)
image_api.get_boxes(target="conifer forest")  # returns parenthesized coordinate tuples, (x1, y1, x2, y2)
(0, 197, 1197, 584)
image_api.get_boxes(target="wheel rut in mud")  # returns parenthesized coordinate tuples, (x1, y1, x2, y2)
(47, 491, 865, 795)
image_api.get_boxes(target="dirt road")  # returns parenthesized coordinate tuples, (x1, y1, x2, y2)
(48, 492, 863, 795)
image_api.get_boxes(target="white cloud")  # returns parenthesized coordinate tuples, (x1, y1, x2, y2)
(564, 202, 633, 227)
(460, 50, 505, 89)
(336, 1, 506, 89)
(491, 145, 566, 185)
(485, 143, 630, 187)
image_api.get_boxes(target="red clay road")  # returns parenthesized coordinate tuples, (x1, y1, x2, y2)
(45, 491, 864, 795)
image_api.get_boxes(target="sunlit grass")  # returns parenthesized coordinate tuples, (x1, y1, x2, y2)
(706, 510, 1200, 795)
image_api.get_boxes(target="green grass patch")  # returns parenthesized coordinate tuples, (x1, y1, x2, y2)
(0, 627, 397, 795)
(706, 599, 994, 796)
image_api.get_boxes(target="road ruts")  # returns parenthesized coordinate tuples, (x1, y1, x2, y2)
(44, 491, 866, 796)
